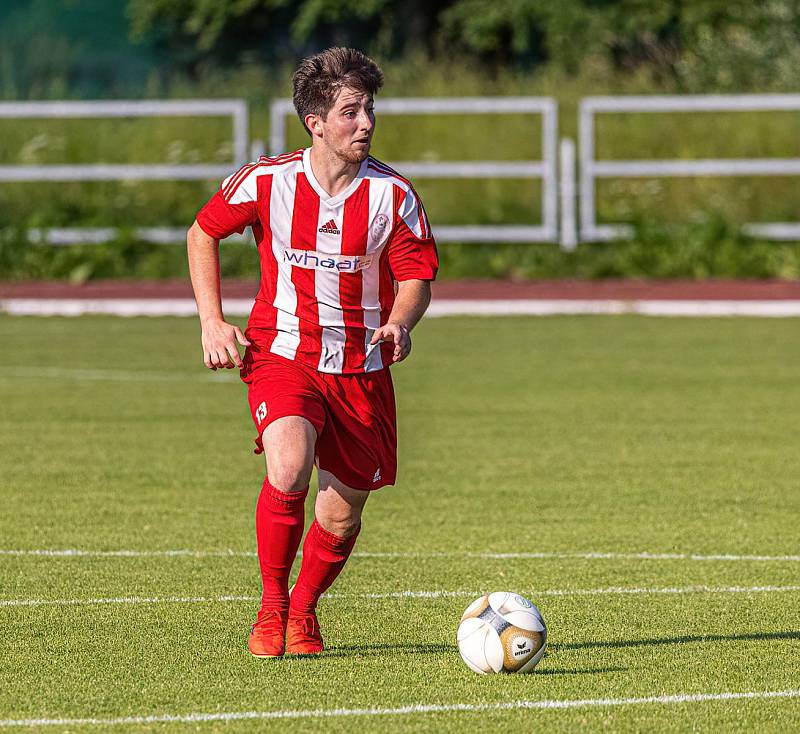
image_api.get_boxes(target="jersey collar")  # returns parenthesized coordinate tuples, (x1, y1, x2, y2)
(302, 147, 368, 206)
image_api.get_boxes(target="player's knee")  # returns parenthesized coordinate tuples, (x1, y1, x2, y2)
(317, 509, 362, 539)
(267, 461, 312, 494)
(334, 518, 361, 539)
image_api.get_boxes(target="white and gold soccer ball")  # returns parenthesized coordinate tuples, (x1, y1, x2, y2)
(457, 592, 547, 674)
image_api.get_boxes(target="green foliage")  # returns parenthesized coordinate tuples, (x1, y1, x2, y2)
(123, 0, 800, 90)
(4, 217, 799, 281)
(606, 214, 800, 279)
(437, 217, 800, 281)
(674, 0, 800, 91)
(438, 0, 547, 63)
(4, 1, 800, 97)
(127, 0, 443, 74)
(0, 233, 261, 282)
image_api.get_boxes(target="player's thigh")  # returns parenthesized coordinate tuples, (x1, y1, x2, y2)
(262, 416, 317, 492)
(315, 469, 370, 537)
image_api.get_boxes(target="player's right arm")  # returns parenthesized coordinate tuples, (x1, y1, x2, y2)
(187, 221, 250, 370)
(188, 162, 261, 370)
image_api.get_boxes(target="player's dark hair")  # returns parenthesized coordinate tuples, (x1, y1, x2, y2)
(293, 47, 384, 136)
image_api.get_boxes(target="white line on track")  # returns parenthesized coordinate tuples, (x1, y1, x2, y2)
(4, 297, 800, 317)
(3, 584, 799, 608)
(1, 689, 798, 728)
(2, 548, 800, 562)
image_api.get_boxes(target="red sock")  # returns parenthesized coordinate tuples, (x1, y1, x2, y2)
(255, 477, 307, 616)
(289, 519, 360, 615)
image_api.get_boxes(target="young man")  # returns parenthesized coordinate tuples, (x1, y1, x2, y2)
(186, 47, 438, 657)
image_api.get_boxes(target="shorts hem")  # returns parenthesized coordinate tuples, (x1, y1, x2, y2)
(253, 411, 324, 455)
(316, 464, 396, 492)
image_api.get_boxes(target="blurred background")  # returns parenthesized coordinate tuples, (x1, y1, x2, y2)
(1, 0, 800, 282)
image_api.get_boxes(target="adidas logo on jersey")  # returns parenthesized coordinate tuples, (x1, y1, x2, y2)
(318, 219, 340, 235)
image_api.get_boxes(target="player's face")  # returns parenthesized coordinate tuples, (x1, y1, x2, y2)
(319, 87, 375, 164)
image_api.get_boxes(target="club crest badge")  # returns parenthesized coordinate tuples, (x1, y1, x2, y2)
(370, 214, 390, 243)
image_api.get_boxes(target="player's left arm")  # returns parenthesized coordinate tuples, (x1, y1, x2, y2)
(373, 184, 438, 362)
(370, 279, 431, 363)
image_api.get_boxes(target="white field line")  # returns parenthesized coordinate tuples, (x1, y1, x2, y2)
(2, 689, 799, 728)
(2, 548, 800, 562)
(3, 584, 800, 608)
(0, 595, 256, 608)
(0, 367, 239, 383)
(3, 297, 800, 318)
(0, 548, 255, 558)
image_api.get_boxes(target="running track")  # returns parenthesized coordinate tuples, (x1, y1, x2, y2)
(2, 279, 800, 316)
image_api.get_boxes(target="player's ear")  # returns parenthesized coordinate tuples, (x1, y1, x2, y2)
(305, 113, 323, 138)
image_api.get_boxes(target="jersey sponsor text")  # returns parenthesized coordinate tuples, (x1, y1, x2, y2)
(283, 248, 374, 272)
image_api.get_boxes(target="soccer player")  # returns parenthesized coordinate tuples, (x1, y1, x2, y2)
(186, 47, 438, 657)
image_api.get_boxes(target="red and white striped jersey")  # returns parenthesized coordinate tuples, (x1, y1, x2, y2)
(196, 148, 438, 374)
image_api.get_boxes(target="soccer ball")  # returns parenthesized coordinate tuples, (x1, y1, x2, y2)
(457, 592, 547, 674)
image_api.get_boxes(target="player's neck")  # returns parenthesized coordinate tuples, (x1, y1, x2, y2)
(308, 145, 363, 198)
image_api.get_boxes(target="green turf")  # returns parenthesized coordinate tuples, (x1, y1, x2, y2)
(1, 314, 799, 732)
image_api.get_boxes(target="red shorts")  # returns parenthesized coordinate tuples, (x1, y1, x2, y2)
(240, 347, 397, 491)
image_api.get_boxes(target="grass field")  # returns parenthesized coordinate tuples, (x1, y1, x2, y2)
(1, 314, 799, 732)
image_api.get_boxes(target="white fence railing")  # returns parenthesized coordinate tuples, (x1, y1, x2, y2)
(0, 100, 249, 245)
(3, 95, 800, 247)
(0, 100, 249, 180)
(270, 96, 559, 243)
(579, 94, 800, 242)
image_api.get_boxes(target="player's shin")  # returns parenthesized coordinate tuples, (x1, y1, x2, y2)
(255, 477, 308, 615)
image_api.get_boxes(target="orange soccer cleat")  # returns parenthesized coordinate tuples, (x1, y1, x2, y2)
(248, 609, 287, 658)
(286, 612, 324, 655)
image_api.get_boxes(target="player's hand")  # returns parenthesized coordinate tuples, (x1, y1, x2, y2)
(200, 318, 251, 370)
(370, 323, 411, 363)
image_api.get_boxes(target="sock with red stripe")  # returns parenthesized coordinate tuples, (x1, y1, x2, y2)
(289, 519, 360, 615)
(255, 478, 308, 616)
